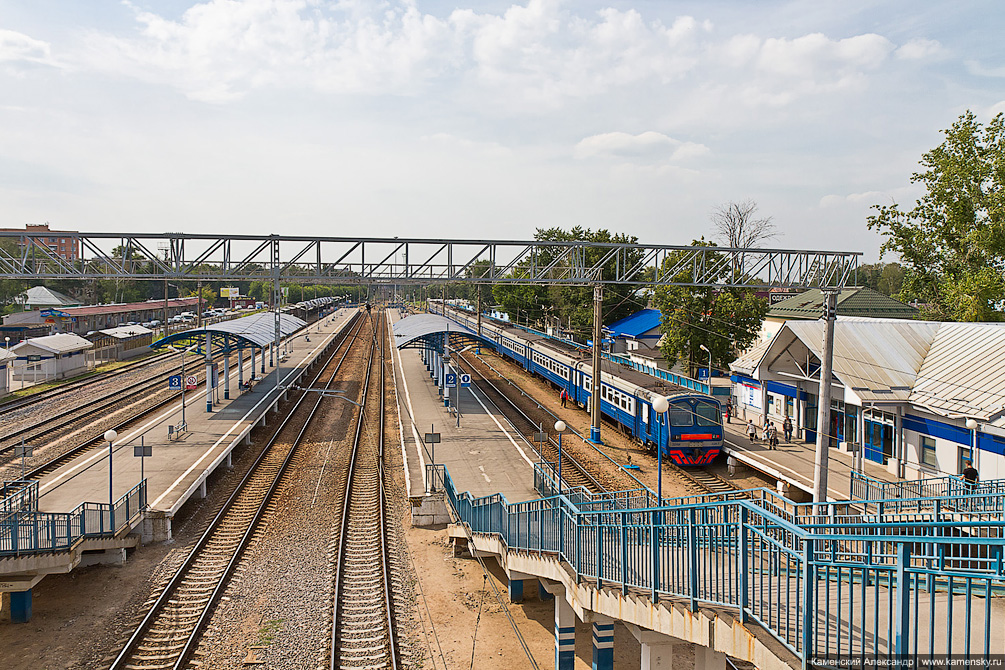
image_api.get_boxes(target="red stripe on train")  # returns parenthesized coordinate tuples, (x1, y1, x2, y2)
(680, 434, 719, 440)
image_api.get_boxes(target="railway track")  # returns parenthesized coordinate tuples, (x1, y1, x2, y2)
(108, 313, 363, 670)
(330, 311, 399, 669)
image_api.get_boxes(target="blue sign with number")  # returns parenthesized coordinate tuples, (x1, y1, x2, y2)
(168, 375, 183, 390)
(460, 374, 471, 388)
(445, 373, 457, 387)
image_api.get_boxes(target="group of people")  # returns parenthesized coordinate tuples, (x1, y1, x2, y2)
(746, 416, 793, 450)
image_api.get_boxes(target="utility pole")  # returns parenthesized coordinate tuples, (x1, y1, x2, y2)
(812, 290, 838, 510)
(590, 284, 603, 443)
(163, 279, 169, 340)
(197, 280, 202, 328)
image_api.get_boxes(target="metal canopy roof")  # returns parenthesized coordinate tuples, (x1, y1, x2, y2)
(392, 314, 479, 350)
(151, 312, 307, 354)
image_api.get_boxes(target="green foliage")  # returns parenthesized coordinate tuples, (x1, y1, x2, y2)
(652, 239, 768, 377)
(491, 226, 645, 339)
(856, 262, 905, 297)
(867, 111, 1005, 321)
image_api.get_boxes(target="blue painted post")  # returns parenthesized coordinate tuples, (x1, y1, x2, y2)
(538, 580, 554, 601)
(223, 334, 230, 400)
(802, 539, 814, 666)
(739, 506, 749, 623)
(508, 578, 524, 603)
(10, 589, 32, 623)
(591, 617, 615, 670)
(688, 507, 698, 611)
(651, 511, 659, 603)
(894, 542, 911, 656)
(555, 596, 576, 670)
(621, 511, 629, 594)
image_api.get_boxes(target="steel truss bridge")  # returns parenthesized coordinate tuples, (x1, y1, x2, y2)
(0, 232, 860, 288)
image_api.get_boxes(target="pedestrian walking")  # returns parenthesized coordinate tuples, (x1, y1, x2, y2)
(782, 416, 793, 442)
(746, 419, 757, 442)
(767, 423, 778, 450)
(560, 388, 568, 408)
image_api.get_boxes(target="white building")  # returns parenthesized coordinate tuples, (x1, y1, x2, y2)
(10, 333, 94, 382)
(0, 348, 14, 395)
(731, 317, 1005, 480)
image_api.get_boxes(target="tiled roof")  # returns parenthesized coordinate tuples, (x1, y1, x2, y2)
(767, 287, 917, 320)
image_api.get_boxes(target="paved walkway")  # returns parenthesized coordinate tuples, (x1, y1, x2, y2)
(36, 309, 357, 517)
(387, 310, 539, 503)
(721, 419, 901, 501)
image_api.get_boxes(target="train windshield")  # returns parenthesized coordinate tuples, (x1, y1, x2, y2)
(669, 406, 693, 426)
(694, 401, 721, 427)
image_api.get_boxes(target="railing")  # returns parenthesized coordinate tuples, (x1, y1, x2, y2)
(0, 481, 147, 557)
(1, 480, 38, 518)
(851, 470, 1005, 515)
(434, 462, 1005, 664)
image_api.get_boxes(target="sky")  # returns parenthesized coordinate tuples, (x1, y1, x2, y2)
(0, 0, 1002, 261)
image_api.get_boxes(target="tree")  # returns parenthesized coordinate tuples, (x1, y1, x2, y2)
(710, 200, 776, 249)
(867, 111, 1005, 321)
(857, 262, 905, 297)
(653, 239, 768, 378)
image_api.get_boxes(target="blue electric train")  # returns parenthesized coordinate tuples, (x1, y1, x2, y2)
(431, 301, 724, 466)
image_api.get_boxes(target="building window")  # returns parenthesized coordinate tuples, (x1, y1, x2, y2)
(959, 447, 972, 474)
(921, 436, 937, 467)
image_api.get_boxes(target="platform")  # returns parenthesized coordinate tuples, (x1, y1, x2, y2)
(720, 419, 901, 501)
(34, 309, 358, 532)
(387, 310, 538, 507)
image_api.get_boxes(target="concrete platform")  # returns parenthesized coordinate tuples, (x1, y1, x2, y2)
(34, 309, 359, 537)
(387, 310, 538, 508)
(720, 420, 901, 501)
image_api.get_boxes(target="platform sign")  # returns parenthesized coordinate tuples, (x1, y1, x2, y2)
(185, 375, 198, 390)
(211, 363, 219, 388)
(460, 374, 471, 388)
(445, 373, 457, 388)
(424, 433, 441, 444)
(14, 444, 33, 457)
(27, 355, 41, 362)
(533, 432, 548, 443)
(168, 375, 182, 391)
(133, 444, 152, 457)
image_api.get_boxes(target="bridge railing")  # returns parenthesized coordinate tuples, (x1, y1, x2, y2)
(1, 480, 38, 518)
(0, 481, 147, 557)
(850, 470, 1005, 516)
(434, 462, 1005, 663)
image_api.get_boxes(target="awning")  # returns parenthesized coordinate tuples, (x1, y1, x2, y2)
(392, 314, 482, 350)
(151, 312, 307, 354)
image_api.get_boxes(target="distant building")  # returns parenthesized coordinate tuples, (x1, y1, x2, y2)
(606, 309, 662, 353)
(86, 325, 154, 362)
(16, 286, 82, 310)
(0, 348, 14, 396)
(731, 316, 1005, 480)
(758, 287, 918, 344)
(0, 223, 81, 262)
(10, 332, 93, 382)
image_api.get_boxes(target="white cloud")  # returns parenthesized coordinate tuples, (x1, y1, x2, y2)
(896, 38, 947, 60)
(0, 29, 58, 67)
(573, 131, 708, 162)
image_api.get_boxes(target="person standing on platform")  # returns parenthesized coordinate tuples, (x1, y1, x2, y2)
(783, 416, 793, 442)
(560, 388, 568, 407)
(747, 419, 757, 443)
(767, 423, 778, 449)
(725, 403, 732, 424)
(963, 460, 979, 491)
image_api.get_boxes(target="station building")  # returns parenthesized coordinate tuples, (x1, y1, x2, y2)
(730, 316, 1005, 480)
(1, 297, 200, 341)
(9, 332, 94, 382)
(0, 348, 14, 395)
(86, 325, 154, 362)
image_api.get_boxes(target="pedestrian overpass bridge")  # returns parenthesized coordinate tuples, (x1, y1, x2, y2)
(428, 463, 1005, 669)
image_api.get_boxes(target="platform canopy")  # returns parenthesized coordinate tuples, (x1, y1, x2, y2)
(151, 312, 307, 354)
(393, 314, 482, 351)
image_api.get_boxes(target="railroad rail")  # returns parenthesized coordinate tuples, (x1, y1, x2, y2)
(108, 313, 363, 670)
(330, 311, 399, 669)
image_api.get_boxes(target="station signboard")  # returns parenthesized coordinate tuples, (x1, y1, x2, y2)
(445, 373, 457, 387)
(185, 375, 198, 390)
(460, 374, 471, 388)
(168, 375, 182, 390)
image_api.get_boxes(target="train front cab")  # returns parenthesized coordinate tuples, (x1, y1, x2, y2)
(662, 396, 723, 466)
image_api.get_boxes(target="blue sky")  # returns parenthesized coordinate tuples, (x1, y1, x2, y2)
(1, 0, 1002, 260)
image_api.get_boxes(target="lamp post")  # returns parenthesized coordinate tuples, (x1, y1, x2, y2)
(699, 343, 712, 394)
(555, 420, 567, 495)
(104, 429, 118, 531)
(966, 418, 979, 472)
(652, 396, 670, 505)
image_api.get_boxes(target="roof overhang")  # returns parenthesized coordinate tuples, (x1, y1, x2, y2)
(150, 312, 308, 354)
(392, 314, 484, 350)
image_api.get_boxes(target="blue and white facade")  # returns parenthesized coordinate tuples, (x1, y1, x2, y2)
(731, 316, 1005, 479)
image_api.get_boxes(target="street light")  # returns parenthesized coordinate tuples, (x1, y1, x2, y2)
(966, 418, 979, 472)
(652, 396, 670, 505)
(104, 429, 118, 531)
(555, 420, 567, 495)
(699, 343, 712, 394)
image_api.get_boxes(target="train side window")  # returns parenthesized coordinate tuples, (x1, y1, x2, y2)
(695, 402, 721, 426)
(669, 407, 693, 426)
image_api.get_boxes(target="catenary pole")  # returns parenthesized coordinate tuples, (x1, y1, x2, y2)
(812, 290, 838, 509)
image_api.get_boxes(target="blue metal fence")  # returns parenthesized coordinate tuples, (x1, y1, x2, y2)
(433, 463, 1005, 665)
(850, 470, 1005, 515)
(0, 480, 147, 556)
